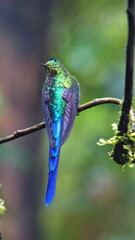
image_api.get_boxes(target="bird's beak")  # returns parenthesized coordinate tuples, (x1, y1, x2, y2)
(40, 63, 46, 67)
(40, 63, 50, 72)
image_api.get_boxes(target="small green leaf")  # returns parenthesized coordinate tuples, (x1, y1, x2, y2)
(0, 199, 6, 215)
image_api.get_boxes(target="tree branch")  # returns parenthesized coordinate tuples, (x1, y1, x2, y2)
(0, 97, 122, 144)
(113, 0, 135, 165)
(118, 0, 135, 132)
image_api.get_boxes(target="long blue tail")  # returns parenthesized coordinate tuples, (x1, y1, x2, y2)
(45, 118, 63, 206)
(45, 145, 60, 206)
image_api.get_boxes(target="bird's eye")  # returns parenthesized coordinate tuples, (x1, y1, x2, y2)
(50, 58, 57, 62)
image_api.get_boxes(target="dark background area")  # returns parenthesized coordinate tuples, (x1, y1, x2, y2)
(0, 1, 135, 240)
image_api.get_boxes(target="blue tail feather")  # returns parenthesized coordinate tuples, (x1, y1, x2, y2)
(45, 118, 63, 206)
(45, 162, 59, 206)
(45, 145, 60, 206)
(49, 145, 60, 172)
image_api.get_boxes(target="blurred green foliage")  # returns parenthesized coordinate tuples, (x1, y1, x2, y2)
(0, 0, 134, 240)
(39, 1, 135, 240)
(0, 185, 6, 215)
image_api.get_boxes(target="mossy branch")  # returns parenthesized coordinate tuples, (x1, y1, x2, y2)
(0, 199, 6, 215)
(0, 185, 6, 215)
(112, 0, 135, 165)
(98, 0, 135, 166)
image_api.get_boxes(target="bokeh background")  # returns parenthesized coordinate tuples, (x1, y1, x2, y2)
(0, 0, 135, 240)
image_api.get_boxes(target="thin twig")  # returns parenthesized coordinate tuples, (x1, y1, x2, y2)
(113, 0, 135, 165)
(0, 97, 122, 144)
(77, 97, 122, 112)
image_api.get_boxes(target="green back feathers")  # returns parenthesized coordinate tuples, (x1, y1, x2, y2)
(42, 59, 79, 121)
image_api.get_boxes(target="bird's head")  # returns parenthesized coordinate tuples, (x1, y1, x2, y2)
(41, 58, 68, 76)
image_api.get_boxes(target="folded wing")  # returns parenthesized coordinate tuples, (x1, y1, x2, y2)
(62, 87, 79, 145)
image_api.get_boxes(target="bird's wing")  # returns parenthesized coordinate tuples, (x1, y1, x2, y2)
(61, 86, 79, 145)
(42, 89, 63, 149)
(43, 104, 56, 148)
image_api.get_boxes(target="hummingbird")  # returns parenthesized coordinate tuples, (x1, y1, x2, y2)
(42, 58, 80, 206)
